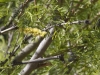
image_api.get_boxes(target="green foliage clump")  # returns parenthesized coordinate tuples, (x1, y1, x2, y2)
(0, 0, 100, 75)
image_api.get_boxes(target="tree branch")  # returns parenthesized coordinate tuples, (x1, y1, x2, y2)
(13, 55, 61, 65)
(12, 36, 43, 62)
(20, 28, 54, 75)
(0, 25, 18, 34)
(0, 0, 33, 31)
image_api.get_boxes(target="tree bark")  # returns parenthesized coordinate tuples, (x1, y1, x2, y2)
(20, 28, 54, 75)
(13, 36, 43, 63)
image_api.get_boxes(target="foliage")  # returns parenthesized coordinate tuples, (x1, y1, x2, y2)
(0, 0, 100, 75)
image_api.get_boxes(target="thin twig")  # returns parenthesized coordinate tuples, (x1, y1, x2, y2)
(7, 0, 33, 26)
(43, 19, 90, 31)
(1, 0, 34, 31)
(6, 32, 14, 54)
(11, 32, 20, 56)
(0, 25, 18, 34)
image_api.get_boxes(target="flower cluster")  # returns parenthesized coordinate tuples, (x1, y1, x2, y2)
(22, 27, 47, 37)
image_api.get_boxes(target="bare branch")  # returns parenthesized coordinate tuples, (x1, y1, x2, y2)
(6, 32, 13, 54)
(43, 19, 90, 31)
(13, 55, 60, 65)
(12, 36, 43, 62)
(10, 32, 20, 56)
(62, 20, 90, 25)
(0, 25, 18, 34)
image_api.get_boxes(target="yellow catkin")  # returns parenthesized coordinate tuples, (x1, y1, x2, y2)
(21, 27, 47, 37)
(40, 31, 47, 37)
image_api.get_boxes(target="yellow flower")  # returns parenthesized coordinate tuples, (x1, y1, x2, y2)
(22, 27, 47, 37)
(33, 28, 40, 33)
(40, 31, 47, 37)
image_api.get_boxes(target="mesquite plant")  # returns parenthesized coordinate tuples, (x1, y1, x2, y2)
(0, 0, 100, 75)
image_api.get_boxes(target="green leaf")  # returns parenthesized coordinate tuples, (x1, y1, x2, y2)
(0, 0, 13, 2)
